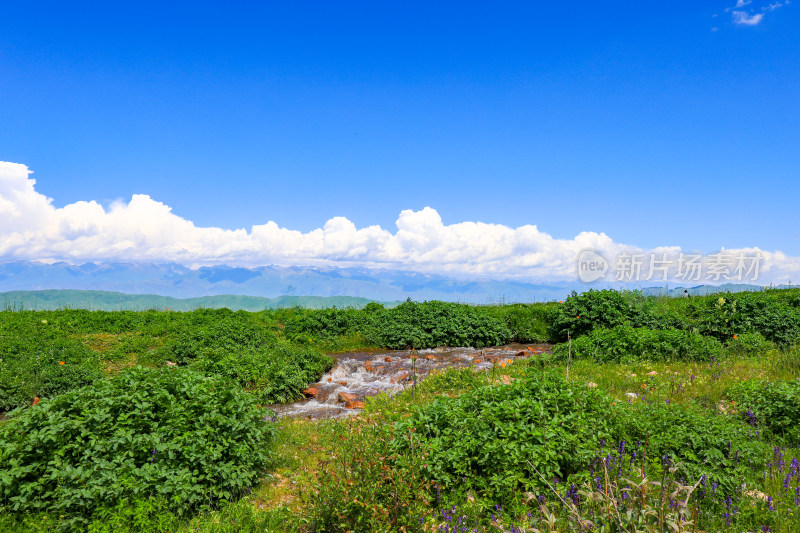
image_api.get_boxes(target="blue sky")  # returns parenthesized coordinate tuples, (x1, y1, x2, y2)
(1, 1, 799, 279)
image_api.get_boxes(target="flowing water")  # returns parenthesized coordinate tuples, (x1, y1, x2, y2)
(271, 343, 552, 419)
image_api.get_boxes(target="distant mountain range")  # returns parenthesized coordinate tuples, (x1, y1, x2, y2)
(0, 261, 785, 310)
(0, 261, 573, 304)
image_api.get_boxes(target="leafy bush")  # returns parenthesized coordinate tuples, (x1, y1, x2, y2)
(489, 303, 558, 343)
(188, 344, 333, 403)
(726, 332, 775, 357)
(279, 300, 512, 349)
(157, 311, 332, 403)
(727, 380, 800, 444)
(280, 306, 372, 343)
(376, 300, 511, 349)
(0, 320, 103, 411)
(614, 401, 768, 496)
(552, 325, 724, 363)
(0, 367, 276, 529)
(392, 373, 618, 504)
(158, 310, 279, 364)
(549, 290, 644, 342)
(680, 292, 800, 346)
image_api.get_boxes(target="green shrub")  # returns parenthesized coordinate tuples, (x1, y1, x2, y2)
(157, 311, 332, 402)
(727, 379, 800, 444)
(188, 343, 333, 403)
(158, 310, 279, 364)
(392, 373, 618, 504)
(0, 367, 276, 529)
(614, 401, 768, 495)
(490, 303, 558, 343)
(552, 325, 724, 363)
(0, 321, 103, 411)
(726, 332, 775, 357)
(549, 289, 644, 342)
(279, 300, 512, 349)
(681, 292, 800, 346)
(377, 300, 511, 349)
(280, 307, 373, 343)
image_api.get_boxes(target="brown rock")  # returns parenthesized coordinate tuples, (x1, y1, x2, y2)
(337, 381, 348, 387)
(302, 387, 318, 398)
(391, 372, 409, 384)
(364, 361, 374, 372)
(515, 351, 526, 357)
(384, 357, 393, 362)
(425, 355, 436, 360)
(344, 400, 365, 409)
(338, 392, 358, 403)
(473, 357, 483, 364)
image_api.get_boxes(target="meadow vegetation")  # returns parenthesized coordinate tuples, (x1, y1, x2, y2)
(1, 288, 799, 531)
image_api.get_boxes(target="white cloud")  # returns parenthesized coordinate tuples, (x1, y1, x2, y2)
(732, 10, 765, 24)
(727, 0, 790, 24)
(764, 0, 790, 11)
(2, 161, 799, 283)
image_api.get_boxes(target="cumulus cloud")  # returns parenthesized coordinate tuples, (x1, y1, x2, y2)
(1, 161, 799, 284)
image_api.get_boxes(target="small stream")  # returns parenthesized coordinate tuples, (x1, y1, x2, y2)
(271, 343, 552, 419)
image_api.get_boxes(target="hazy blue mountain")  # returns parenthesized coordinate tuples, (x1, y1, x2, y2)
(0, 261, 778, 305)
(0, 261, 574, 303)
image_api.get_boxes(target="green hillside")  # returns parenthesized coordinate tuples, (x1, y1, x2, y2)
(0, 289, 386, 311)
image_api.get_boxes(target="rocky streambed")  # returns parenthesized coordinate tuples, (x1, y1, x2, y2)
(271, 343, 552, 419)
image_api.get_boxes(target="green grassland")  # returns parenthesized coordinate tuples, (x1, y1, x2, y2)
(1, 289, 800, 532)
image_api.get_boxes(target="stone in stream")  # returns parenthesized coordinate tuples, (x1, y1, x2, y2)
(344, 400, 365, 409)
(302, 387, 319, 398)
(338, 392, 358, 403)
(390, 372, 409, 384)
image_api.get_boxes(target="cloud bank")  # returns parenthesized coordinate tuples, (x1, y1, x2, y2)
(1, 161, 798, 283)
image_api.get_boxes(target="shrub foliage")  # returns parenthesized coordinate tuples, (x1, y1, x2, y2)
(0, 367, 276, 527)
(552, 325, 725, 363)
